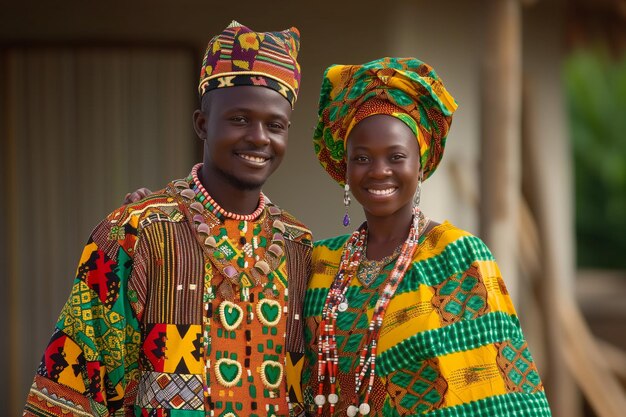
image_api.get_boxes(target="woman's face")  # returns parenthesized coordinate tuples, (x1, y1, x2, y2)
(346, 114, 421, 220)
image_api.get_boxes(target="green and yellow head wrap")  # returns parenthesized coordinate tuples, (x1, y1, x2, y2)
(313, 57, 458, 185)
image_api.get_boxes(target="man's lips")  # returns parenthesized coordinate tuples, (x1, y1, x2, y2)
(236, 152, 271, 165)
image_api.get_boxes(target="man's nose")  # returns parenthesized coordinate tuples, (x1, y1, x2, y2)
(245, 122, 270, 146)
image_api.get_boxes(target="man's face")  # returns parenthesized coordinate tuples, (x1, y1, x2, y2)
(194, 86, 292, 190)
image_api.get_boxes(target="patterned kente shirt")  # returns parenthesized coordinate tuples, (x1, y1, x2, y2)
(24, 171, 312, 417)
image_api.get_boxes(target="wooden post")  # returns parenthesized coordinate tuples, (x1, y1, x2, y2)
(522, 75, 582, 417)
(480, 0, 522, 300)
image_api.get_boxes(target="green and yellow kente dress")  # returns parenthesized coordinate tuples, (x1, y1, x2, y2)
(302, 222, 551, 417)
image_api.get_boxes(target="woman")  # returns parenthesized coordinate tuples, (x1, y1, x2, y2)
(302, 57, 551, 416)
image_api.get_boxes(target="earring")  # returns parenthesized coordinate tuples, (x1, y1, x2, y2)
(413, 173, 423, 209)
(343, 183, 351, 227)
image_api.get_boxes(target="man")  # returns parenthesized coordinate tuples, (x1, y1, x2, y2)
(24, 21, 312, 417)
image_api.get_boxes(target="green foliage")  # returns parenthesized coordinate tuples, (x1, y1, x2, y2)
(564, 48, 626, 269)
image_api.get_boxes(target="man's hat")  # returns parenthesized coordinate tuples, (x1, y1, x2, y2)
(198, 21, 301, 108)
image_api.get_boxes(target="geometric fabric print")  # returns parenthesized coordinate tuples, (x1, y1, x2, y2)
(496, 340, 543, 394)
(55, 280, 140, 385)
(165, 324, 203, 375)
(136, 371, 204, 410)
(431, 264, 489, 325)
(25, 374, 94, 416)
(286, 351, 305, 405)
(385, 358, 447, 415)
(75, 248, 121, 309)
(39, 329, 87, 393)
(142, 323, 168, 372)
(86, 361, 106, 404)
(141, 324, 203, 374)
(108, 225, 126, 241)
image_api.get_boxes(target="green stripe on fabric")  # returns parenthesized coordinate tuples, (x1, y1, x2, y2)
(303, 287, 330, 317)
(377, 312, 522, 375)
(424, 391, 552, 417)
(256, 55, 296, 70)
(314, 234, 350, 251)
(398, 235, 494, 293)
(304, 273, 384, 317)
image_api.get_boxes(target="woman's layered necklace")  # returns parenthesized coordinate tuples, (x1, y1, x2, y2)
(316, 207, 427, 416)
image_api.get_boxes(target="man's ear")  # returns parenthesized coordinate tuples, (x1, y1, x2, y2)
(193, 109, 208, 140)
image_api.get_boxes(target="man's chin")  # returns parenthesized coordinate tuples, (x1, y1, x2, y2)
(222, 171, 266, 191)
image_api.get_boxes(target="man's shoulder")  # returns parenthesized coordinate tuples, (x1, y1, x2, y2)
(271, 204, 313, 247)
(106, 187, 187, 229)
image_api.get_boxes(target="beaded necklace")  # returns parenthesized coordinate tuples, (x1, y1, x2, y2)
(357, 243, 402, 287)
(191, 163, 266, 221)
(171, 172, 290, 409)
(316, 208, 427, 416)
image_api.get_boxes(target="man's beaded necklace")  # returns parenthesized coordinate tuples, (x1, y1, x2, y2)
(172, 164, 291, 409)
(191, 163, 266, 221)
(316, 208, 427, 416)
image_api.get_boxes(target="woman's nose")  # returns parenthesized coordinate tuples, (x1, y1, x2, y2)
(369, 159, 392, 178)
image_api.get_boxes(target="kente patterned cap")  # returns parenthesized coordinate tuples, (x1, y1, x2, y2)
(198, 21, 301, 108)
(313, 57, 458, 185)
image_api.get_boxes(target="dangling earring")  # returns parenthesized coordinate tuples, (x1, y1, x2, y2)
(413, 172, 423, 209)
(343, 183, 351, 227)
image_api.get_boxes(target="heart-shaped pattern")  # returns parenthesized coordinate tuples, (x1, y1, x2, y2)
(260, 360, 283, 389)
(256, 298, 281, 327)
(215, 358, 242, 387)
(219, 301, 244, 330)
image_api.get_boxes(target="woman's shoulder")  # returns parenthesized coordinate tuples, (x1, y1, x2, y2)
(418, 220, 494, 261)
(312, 234, 351, 263)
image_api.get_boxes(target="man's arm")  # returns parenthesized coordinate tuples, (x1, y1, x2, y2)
(24, 215, 142, 416)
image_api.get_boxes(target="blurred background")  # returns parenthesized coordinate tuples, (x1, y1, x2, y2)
(1, 0, 625, 416)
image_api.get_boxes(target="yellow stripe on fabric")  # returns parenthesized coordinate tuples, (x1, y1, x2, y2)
(412, 223, 472, 264)
(308, 267, 336, 290)
(438, 344, 507, 407)
(378, 285, 439, 354)
(309, 245, 342, 290)
(163, 324, 203, 374)
(478, 260, 518, 316)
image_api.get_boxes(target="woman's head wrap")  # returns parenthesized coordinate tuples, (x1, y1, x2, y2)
(198, 21, 301, 108)
(313, 57, 458, 185)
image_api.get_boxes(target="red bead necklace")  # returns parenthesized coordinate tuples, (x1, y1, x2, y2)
(191, 163, 265, 221)
(316, 208, 427, 416)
